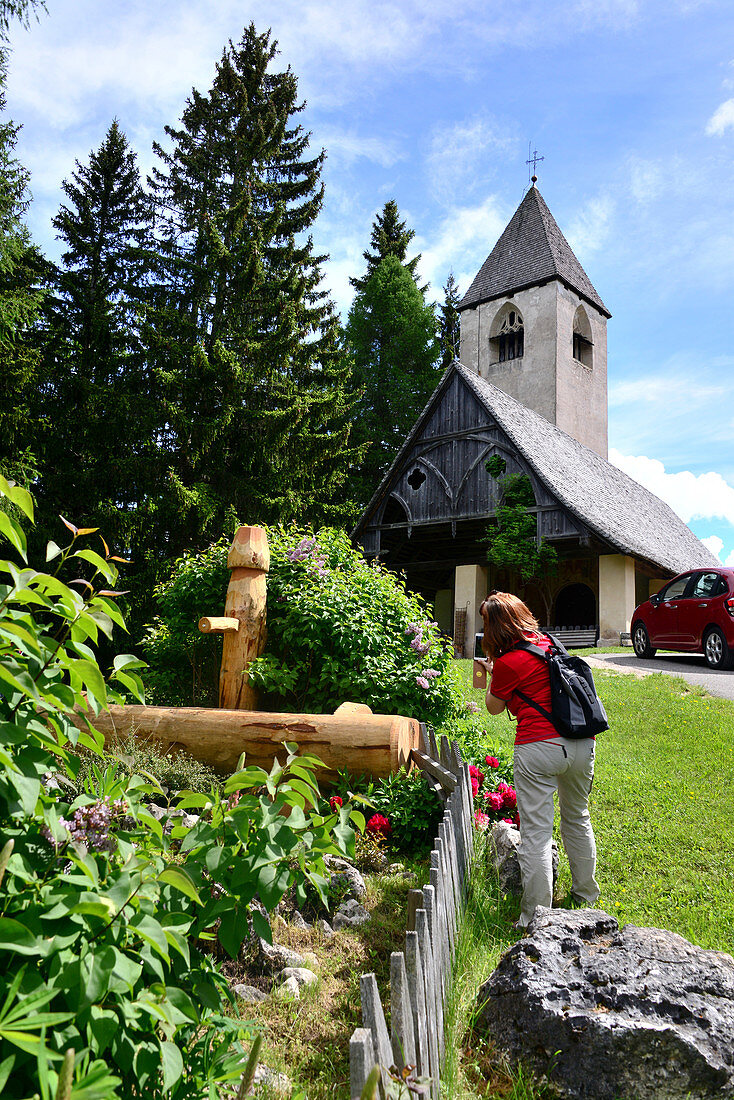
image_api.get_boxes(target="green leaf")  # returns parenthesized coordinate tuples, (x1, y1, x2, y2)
(159, 1040, 184, 1091)
(0, 511, 27, 561)
(0, 475, 33, 520)
(70, 660, 107, 706)
(46, 540, 62, 562)
(158, 866, 202, 905)
(0, 918, 38, 955)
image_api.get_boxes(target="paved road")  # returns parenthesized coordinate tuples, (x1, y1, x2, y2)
(584, 651, 734, 701)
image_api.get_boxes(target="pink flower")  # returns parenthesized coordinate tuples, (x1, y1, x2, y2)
(502, 816, 514, 824)
(469, 765, 485, 787)
(513, 811, 520, 827)
(366, 813, 392, 837)
(465, 701, 480, 714)
(485, 756, 499, 768)
(329, 795, 343, 812)
(485, 792, 503, 812)
(416, 676, 430, 689)
(474, 811, 490, 832)
(471, 776, 479, 798)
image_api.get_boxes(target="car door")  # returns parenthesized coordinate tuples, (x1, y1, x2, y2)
(678, 571, 724, 646)
(650, 573, 695, 645)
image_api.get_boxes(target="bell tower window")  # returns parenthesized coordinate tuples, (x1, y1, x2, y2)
(490, 306, 524, 364)
(572, 305, 593, 368)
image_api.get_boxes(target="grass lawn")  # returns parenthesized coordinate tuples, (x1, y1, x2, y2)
(443, 659, 734, 1098)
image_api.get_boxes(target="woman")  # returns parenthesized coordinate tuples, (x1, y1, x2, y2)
(475, 591, 600, 928)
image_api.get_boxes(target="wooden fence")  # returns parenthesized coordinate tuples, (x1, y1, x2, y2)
(349, 727, 475, 1099)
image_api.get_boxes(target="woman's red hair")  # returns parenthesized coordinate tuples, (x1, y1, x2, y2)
(480, 591, 540, 659)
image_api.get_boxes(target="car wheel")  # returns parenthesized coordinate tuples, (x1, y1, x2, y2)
(632, 621, 656, 659)
(703, 627, 734, 670)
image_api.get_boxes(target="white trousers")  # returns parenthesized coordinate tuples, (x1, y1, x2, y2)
(513, 737, 600, 927)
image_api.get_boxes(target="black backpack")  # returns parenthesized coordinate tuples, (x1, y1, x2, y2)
(511, 633, 609, 739)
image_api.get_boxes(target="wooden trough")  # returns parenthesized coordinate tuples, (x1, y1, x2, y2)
(95, 526, 421, 782)
(87, 702, 420, 783)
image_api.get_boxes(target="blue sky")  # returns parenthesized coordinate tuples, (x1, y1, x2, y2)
(5, 0, 734, 562)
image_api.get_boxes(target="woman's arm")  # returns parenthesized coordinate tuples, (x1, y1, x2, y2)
(475, 657, 507, 715)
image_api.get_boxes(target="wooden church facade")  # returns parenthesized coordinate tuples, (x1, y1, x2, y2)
(353, 185, 717, 650)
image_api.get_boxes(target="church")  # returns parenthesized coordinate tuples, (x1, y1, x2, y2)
(352, 183, 718, 650)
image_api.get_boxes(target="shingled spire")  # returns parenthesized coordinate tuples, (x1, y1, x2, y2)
(459, 186, 610, 318)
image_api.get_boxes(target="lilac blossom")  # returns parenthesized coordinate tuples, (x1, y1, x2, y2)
(41, 797, 134, 854)
(416, 675, 430, 689)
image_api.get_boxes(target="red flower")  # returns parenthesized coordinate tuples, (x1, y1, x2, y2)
(485, 756, 500, 769)
(329, 795, 343, 812)
(513, 811, 520, 827)
(502, 787, 517, 810)
(366, 813, 392, 836)
(485, 792, 503, 812)
(469, 765, 485, 787)
(471, 776, 479, 798)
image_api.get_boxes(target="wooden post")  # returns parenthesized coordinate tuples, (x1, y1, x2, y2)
(197, 525, 270, 710)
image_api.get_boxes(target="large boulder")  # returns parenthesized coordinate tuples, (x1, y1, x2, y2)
(488, 820, 558, 897)
(476, 907, 734, 1099)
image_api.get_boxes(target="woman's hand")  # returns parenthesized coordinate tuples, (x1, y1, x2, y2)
(475, 657, 493, 673)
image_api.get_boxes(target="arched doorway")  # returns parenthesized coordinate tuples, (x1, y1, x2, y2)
(554, 584, 596, 630)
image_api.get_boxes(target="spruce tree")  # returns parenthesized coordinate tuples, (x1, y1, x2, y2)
(350, 199, 424, 292)
(0, 62, 44, 481)
(345, 254, 441, 505)
(147, 23, 359, 551)
(36, 121, 155, 552)
(438, 271, 461, 369)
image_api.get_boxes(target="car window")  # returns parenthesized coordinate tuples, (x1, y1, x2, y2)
(716, 576, 731, 596)
(661, 574, 692, 601)
(690, 572, 721, 598)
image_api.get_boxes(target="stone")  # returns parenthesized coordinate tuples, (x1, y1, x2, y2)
(231, 983, 268, 1003)
(333, 898, 370, 929)
(476, 907, 734, 1099)
(329, 866, 367, 901)
(277, 966, 318, 987)
(316, 918, 334, 937)
(386, 862, 405, 874)
(488, 820, 558, 897)
(274, 975, 300, 1000)
(291, 909, 311, 930)
(252, 1065, 291, 1095)
(301, 951, 319, 971)
(258, 940, 307, 971)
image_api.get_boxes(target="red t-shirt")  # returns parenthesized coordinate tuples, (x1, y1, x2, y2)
(490, 633, 558, 745)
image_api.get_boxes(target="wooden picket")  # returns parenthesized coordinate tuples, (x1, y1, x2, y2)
(349, 730, 475, 1098)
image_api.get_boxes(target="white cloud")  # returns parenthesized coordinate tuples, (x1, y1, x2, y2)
(321, 131, 405, 168)
(415, 195, 507, 298)
(425, 116, 516, 205)
(702, 535, 724, 560)
(706, 98, 734, 136)
(609, 449, 734, 526)
(566, 195, 614, 258)
(726, 549, 734, 567)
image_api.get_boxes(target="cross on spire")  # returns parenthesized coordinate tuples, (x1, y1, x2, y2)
(526, 143, 544, 185)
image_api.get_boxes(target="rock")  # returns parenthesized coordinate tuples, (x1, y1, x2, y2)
(277, 966, 318, 987)
(258, 940, 307, 971)
(316, 918, 334, 937)
(232, 983, 268, 1003)
(146, 803, 167, 820)
(333, 898, 370, 929)
(488, 820, 558, 897)
(273, 975, 300, 1000)
(476, 907, 734, 1099)
(386, 862, 405, 874)
(329, 866, 367, 901)
(291, 909, 311, 930)
(252, 1065, 292, 1095)
(301, 951, 319, 970)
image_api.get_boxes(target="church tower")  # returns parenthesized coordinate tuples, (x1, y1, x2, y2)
(458, 185, 610, 458)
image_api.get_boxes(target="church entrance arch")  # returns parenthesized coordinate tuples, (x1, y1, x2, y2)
(553, 583, 596, 630)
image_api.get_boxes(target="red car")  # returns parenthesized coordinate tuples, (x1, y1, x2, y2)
(632, 567, 734, 670)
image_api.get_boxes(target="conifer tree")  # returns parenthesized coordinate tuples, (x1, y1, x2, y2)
(36, 121, 155, 550)
(345, 254, 441, 505)
(0, 63, 44, 480)
(147, 23, 359, 551)
(438, 271, 461, 369)
(350, 199, 424, 292)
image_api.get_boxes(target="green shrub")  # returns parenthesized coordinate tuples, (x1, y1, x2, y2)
(144, 526, 464, 727)
(71, 734, 223, 798)
(0, 482, 359, 1100)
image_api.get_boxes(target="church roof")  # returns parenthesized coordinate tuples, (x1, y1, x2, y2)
(455, 363, 717, 574)
(458, 186, 611, 318)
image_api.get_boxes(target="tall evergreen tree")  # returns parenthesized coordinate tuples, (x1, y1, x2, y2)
(345, 254, 441, 505)
(438, 271, 461, 368)
(147, 23, 359, 551)
(0, 59, 44, 480)
(349, 199, 424, 292)
(36, 121, 156, 551)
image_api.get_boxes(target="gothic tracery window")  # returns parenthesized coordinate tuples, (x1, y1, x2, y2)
(492, 307, 524, 363)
